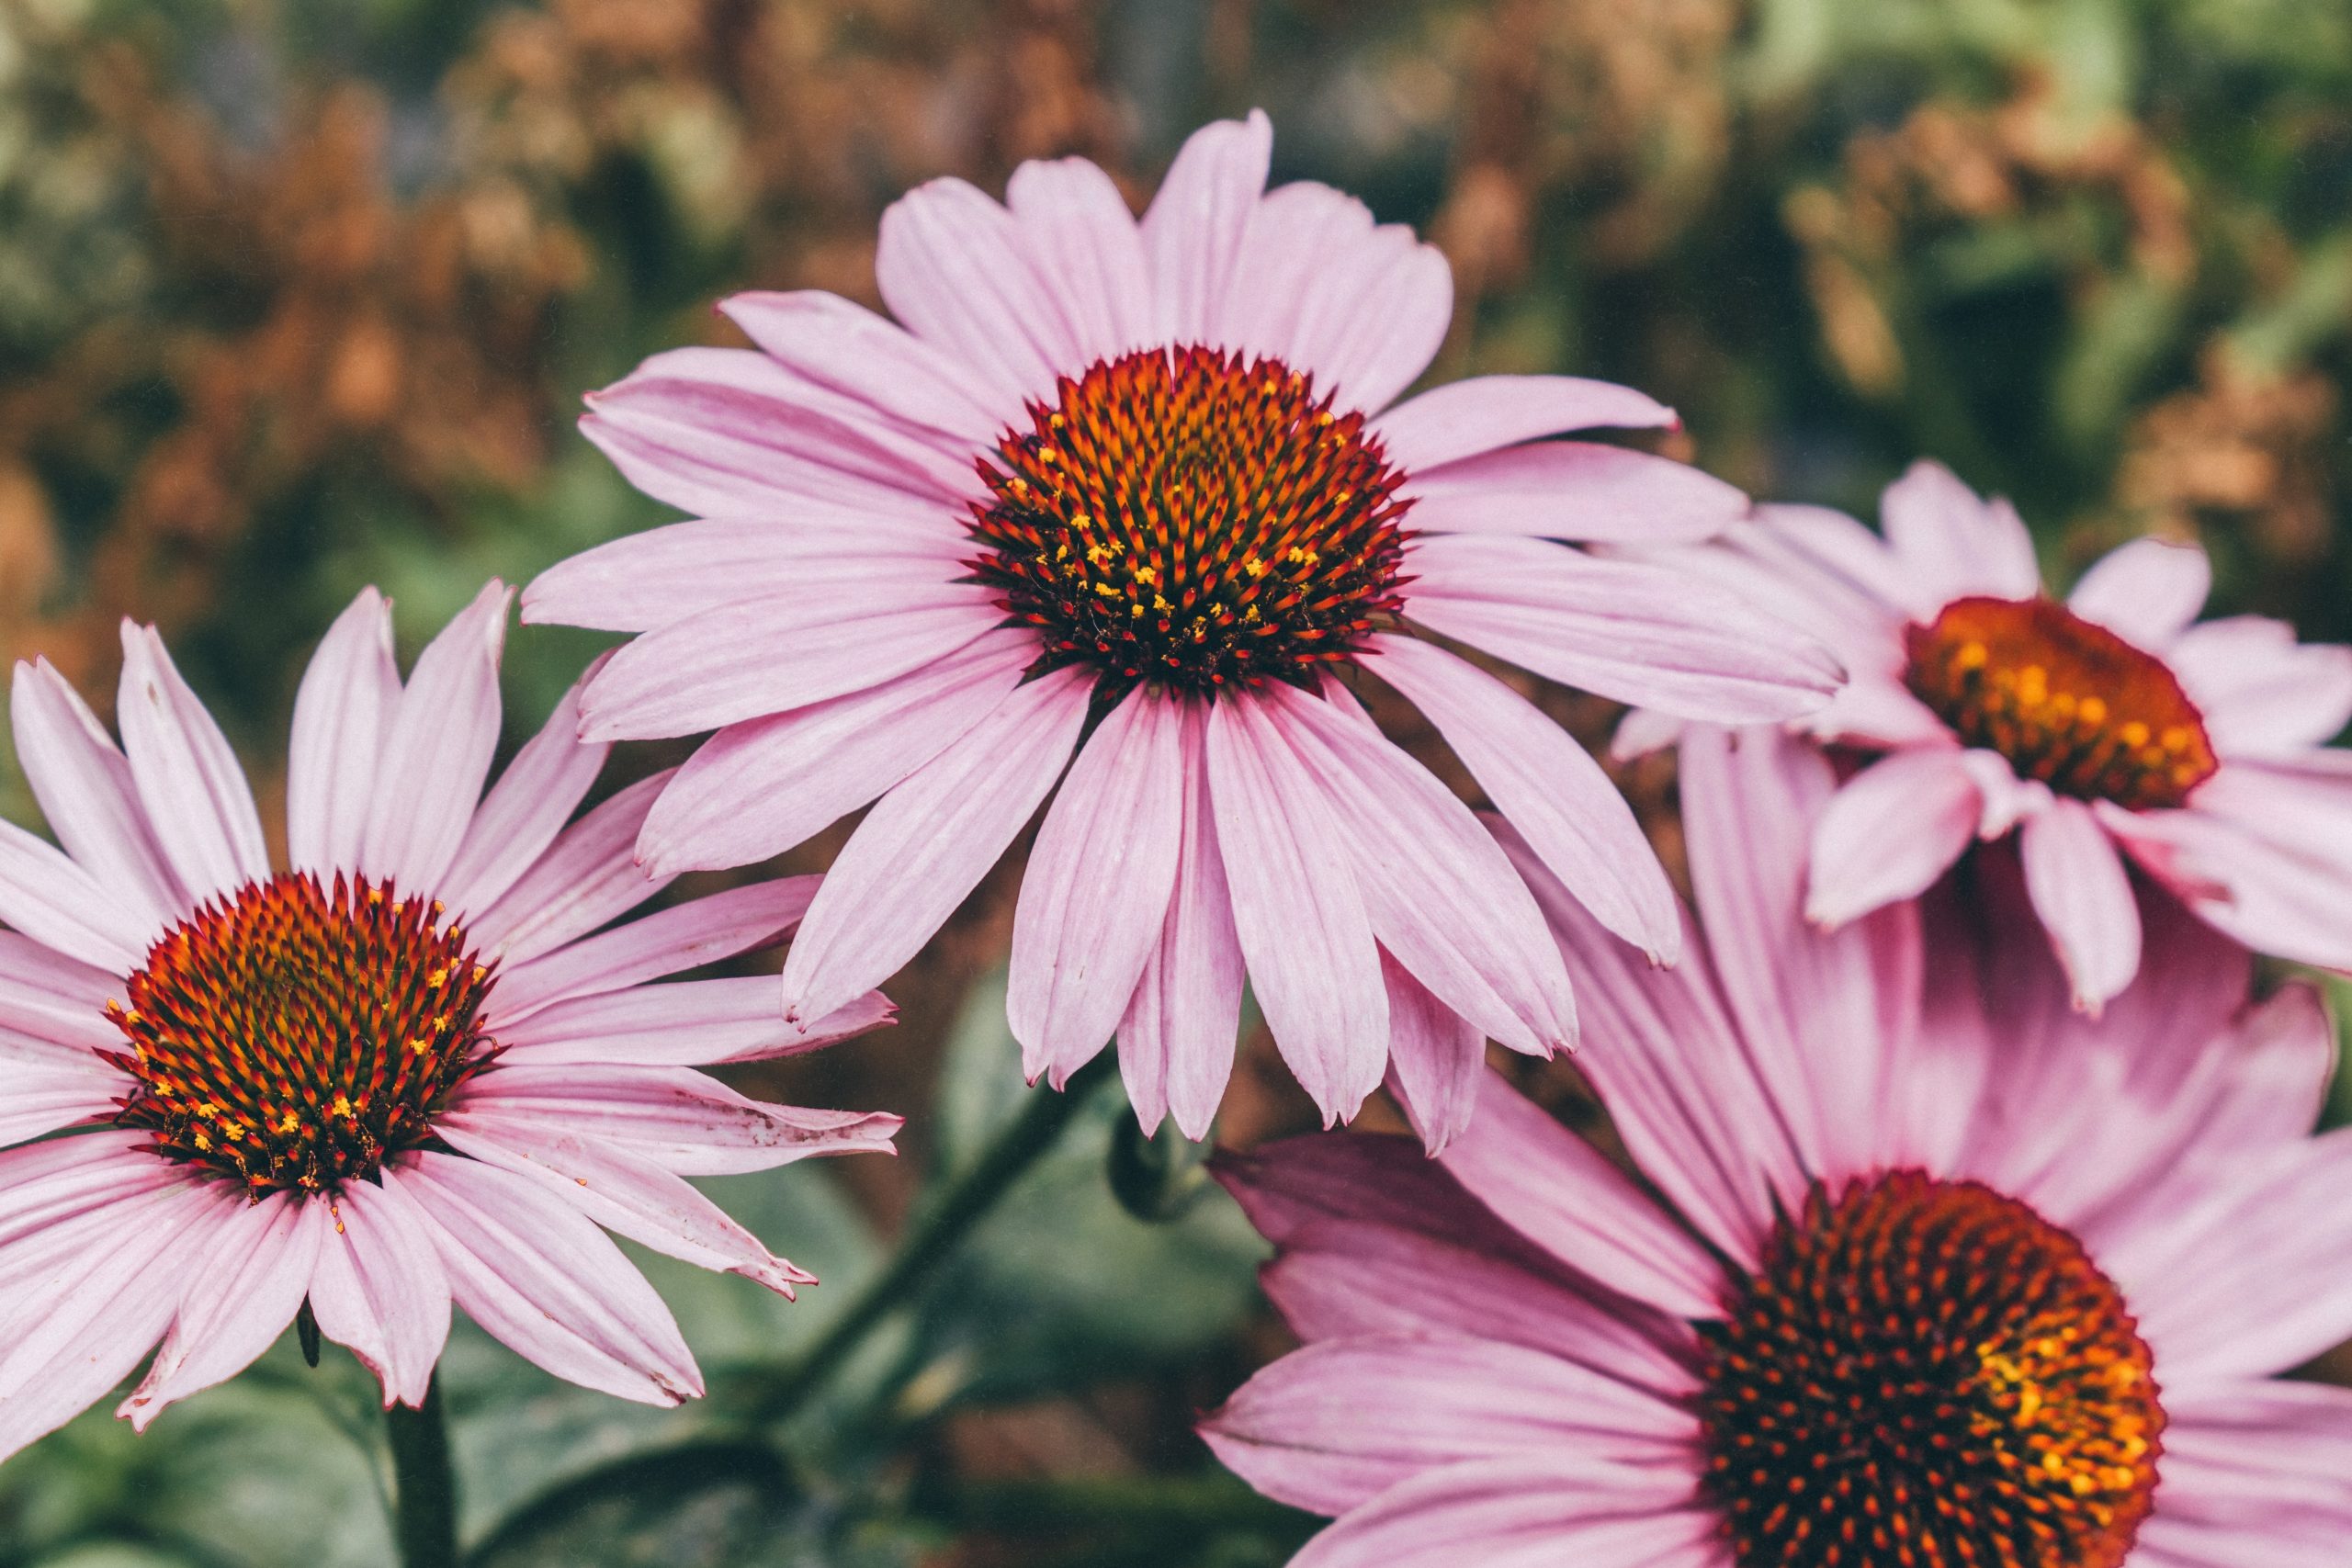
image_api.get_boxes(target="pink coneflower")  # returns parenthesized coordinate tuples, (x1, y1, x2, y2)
(1618, 460, 2352, 1010)
(0, 583, 898, 1458)
(526, 112, 1843, 1139)
(1204, 725, 2352, 1568)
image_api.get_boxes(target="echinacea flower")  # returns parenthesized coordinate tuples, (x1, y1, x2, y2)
(1618, 460, 2352, 1010)
(0, 583, 898, 1459)
(1204, 724, 2352, 1568)
(526, 111, 1842, 1140)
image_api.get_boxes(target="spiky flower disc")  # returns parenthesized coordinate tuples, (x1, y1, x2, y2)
(105, 873, 494, 1198)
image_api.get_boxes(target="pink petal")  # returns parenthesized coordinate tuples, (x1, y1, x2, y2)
(468, 769, 677, 965)
(524, 516, 964, 635)
(1805, 748, 1978, 927)
(119, 1193, 325, 1429)
(1259, 1214, 1696, 1387)
(359, 580, 509, 896)
(0, 1132, 184, 1250)
(1286, 1455, 1718, 1568)
(1009, 690, 1187, 1087)
(1378, 953, 1485, 1154)
(310, 1169, 453, 1408)
(437, 662, 612, 918)
(0, 1062, 123, 1144)
(1405, 535, 1844, 721)
(1203, 1334, 1694, 1517)
(497, 975, 889, 1066)
(1372, 376, 1676, 472)
(1004, 156, 1155, 365)
(1491, 818, 1782, 1270)
(1438, 1071, 1725, 1320)
(437, 1118, 817, 1296)
(635, 628, 1034, 877)
(2018, 796, 2142, 1011)
(2106, 1128, 2352, 1381)
(1877, 459, 2041, 612)
(1205, 695, 1389, 1124)
(1117, 703, 1245, 1139)
(2151, 1380, 2352, 1552)
(2168, 615, 2352, 753)
(2065, 536, 2211, 649)
(11, 659, 182, 925)
(577, 581, 999, 743)
(580, 346, 973, 519)
(1270, 684, 1575, 1055)
(116, 623, 268, 904)
(779, 666, 1091, 1028)
(402, 1152, 700, 1404)
(0, 932, 124, 1055)
(1406, 443, 1747, 546)
(876, 177, 1083, 408)
(1142, 111, 1272, 348)
(454, 1063, 899, 1173)
(1278, 215, 1452, 415)
(2109, 764, 2352, 969)
(286, 589, 401, 880)
(1372, 636, 1677, 960)
(717, 289, 1002, 442)
(1217, 182, 1373, 364)
(0, 818, 148, 973)
(0, 1180, 220, 1461)
(1686, 728, 1930, 1184)
(490, 877, 819, 1022)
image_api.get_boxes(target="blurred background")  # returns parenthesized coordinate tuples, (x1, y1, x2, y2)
(3, 0, 2350, 1562)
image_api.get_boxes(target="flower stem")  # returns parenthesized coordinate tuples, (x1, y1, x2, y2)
(732, 1051, 1119, 1424)
(386, 1374, 458, 1568)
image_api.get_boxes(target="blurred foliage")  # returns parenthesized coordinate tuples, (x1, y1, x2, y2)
(4, 0, 2352, 1560)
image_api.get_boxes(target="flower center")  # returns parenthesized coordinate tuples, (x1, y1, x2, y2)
(966, 345, 1411, 694)
(104, 873, 496, 1197)
(1697, 1171, 2163, 1568)
(1904, 596, 2217, 810)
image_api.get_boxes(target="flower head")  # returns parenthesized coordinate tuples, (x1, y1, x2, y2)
(1619, 460, 2352, 1010)
(526, 113, 1842, 1142)
(1204, 725, 2352, 1567)
(0, 584, 899, 1458)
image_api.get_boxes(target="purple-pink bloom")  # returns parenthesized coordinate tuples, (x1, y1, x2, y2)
(1620, 459, 2352, 1010)
(1204, 724, 2352, 1567)
(0, 584, 899, 1458)
(526, 112, 1842, 1139)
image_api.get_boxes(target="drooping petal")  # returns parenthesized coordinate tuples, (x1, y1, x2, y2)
(1269, 683, 1575, 1055)
(577, 581, 999, 742)
(436, 1118, 817, 1296)
(1805, 748, 1980, 928)
(402, 1153, 700, 1405)
(451, 1064, 899, 1174)
(2019, 797, 2143, 1011)
(438, 664, 611, 919)
(1203, 1334, 1695, 1518)
(779, 667, 1091, 1029)
(1877, 459, 2041, 612)
(634, 628, 1034, 877)
(1117, 703, 1245, 1139)
(119, 1193, 325, 1429)
(116, 623, 268, 905)
(1372, 376, 1676, 473)
(1378, 953, 1486, 1155)
(11, 659, 181, 927)
(495, 976, 879, 1066)
(2065, 536, 2211, 649)
(1009, 690, 1187, 1087)
(286, 588, 401, 880)
(360, 581, 510, 896)
(1142, 111, 1272, 348)
(1205, 695, 1388, 1125)
(1404, 443, 1747, 546)
(1371, 635, 1677, 961)
(1404, 535, 1843, 721)
(309, 1168, 453, 1409)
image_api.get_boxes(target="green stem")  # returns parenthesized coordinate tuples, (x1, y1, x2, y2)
(386, 1375, 458, 1568)
(729, 1052, 1118, 1423)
